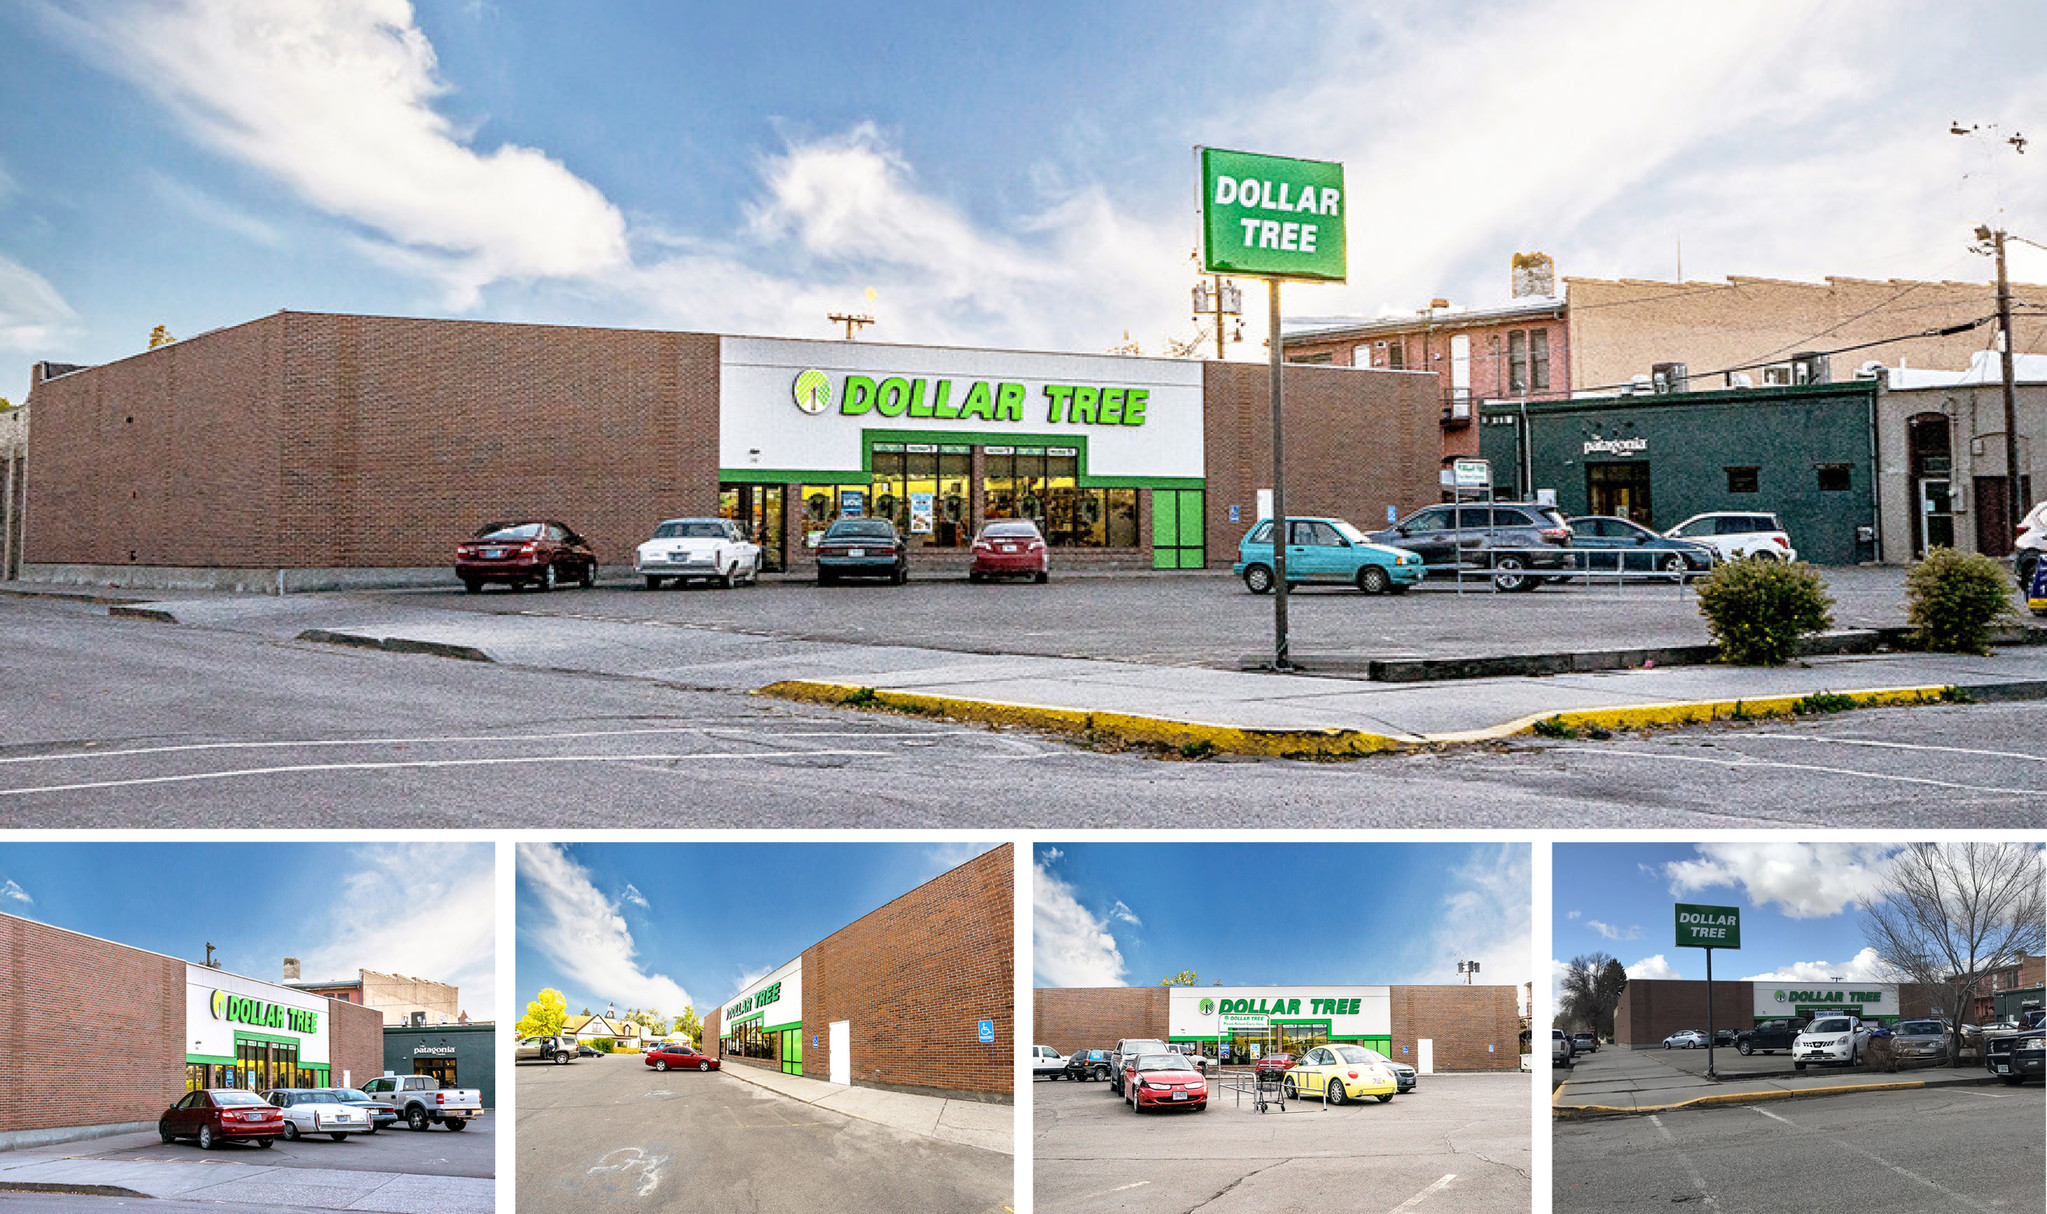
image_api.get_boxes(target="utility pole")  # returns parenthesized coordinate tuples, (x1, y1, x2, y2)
(1991, 226, 2024, 537)
(1191, 275, 1242, 360)
(1268, 279, 1290, 669)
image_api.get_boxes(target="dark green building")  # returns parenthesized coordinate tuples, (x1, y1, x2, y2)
(382, 1022, 496, 1108)
(1477, 382, 1879, 565)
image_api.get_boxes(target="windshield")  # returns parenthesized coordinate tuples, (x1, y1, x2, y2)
(826, 520, 895, 539)
(979, 522, 1041, 539)
(296, 1091, 339, 1103)
(1330, 520, 1372, 545)
(1135, 1054, 1193, 1072)
(214, 1091, 267, 1106)
(475, 522, 544, 541)
(1667, 519, 1706, 538)
(653, 520, 729, 539)
(334, 1090, 370, 1101)
(1897, 1021, 1944, 1036)
(1809, 1018, 1853, 1033)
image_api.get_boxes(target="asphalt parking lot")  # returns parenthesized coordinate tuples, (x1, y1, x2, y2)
(1553, 1083, 2044, 1212)
(1033, 1071, 1529, 1214)
(519, 1052, 1012, 1214)
(69, 1112, 493, 1177)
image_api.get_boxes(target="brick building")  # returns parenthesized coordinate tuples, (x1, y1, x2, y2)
(284, 962, 464, 1027)
(18, 312, 1438, 590)
(1036, 982, 1522, 1073)
(704, 845, 1012, 1103)
(0, 403, 24, 580)
(384, 1021, 497, 1109)
(1613, 979, 1938, 1048)
(0, 911, 383, 1150)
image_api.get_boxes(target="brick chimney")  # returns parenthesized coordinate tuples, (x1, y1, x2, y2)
(283, 957, 300, 981)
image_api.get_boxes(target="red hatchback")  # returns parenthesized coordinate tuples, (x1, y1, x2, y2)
(645, 1044, 721, 1072)
(455, 520, 598, 593)
(968, 521, 1049, 583)
(1121, 1053, 1207, 1113)
(160, 1089, 285, 1149)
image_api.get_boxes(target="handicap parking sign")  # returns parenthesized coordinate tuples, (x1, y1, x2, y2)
(978, 1019, 994, 1043)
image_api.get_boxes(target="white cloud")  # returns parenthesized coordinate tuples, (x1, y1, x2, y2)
(0, 878, 31, 904)
(518, 843, 690, 1014)
(145, 171, 282, 247)
(1399, 843, 1532, 988)
(296, 843, 494, 1017)
(48, 0, 628, 307)
(1584, 920, 1640, 942)
(0, 252, 79, 352)
(918, 840, 1004, 881)
(1741, 948, 1902, 984)
(1626, 954, 1682, 981)
(1109, 900, 1141, 927)
(620, 883, 648, 910)
(1565, 910, 1581, 921)
(1664, 843, 1895, 919)
(1033, 856, 1125, 987)
(728, 964, 773, 998)
(1039, 848, 1063, 863)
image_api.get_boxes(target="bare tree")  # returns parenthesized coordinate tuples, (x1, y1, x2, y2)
(1557, 952, 1626, 1038)
(1863, 842, 2045, 1067)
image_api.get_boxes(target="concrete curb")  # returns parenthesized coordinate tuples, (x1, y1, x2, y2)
(296, 629, 493, 662)
(1548, 1073, 2015, 1119)
(0, 1182, 150, 1197)
(108, 605, 178, 623)
(757, 680, 1979, 757)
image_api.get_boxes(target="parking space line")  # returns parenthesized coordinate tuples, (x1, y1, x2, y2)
(1747, 1106, 1999, 1212)
(1551, 746, 2033, 796)
(1647, 1114, 1718, 1208)
(1386, 1172, 1456, 1213)
(0, 749, 899, 796)
(1745, 734, 2047, 763)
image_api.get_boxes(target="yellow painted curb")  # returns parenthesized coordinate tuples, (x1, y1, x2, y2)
(756, 680, 1965, 758)
(1552, 1079, 1928, 1118)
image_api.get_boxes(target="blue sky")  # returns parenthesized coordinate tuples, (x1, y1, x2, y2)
(7, 1, 2047, 404)
(0, 840, 495, 1015)
(1035, 842, 1528, 999)
(515, 840, 1004, 1021)
(1551, 842, 1920, 996)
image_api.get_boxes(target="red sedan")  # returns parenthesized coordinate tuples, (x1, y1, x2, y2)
(159, 1089, 285, 1149)
(455, 520, 598, 593)
(968, 521, 1049, 583)
(645, 1044, 721, 1073)
(1254, 1052, 1297, 1078)
(1121, 1053, 1207, 1113)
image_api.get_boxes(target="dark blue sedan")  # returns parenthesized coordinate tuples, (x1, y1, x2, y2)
(1565, 516, 1715, 580)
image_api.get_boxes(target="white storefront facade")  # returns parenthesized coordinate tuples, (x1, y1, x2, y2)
(717, 955, 806, 1076)
(1752, 982, 1901, 1024)
(185, 964, 340, 1093)
(1169, 986, 1395, 1066)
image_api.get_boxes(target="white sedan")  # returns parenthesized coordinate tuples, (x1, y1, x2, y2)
(636, 518, 763, 589)
(1663, 1030, 1707, 1049)
(260, 1089, 373, 1141)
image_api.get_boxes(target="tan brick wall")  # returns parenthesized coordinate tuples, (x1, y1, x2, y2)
(801, 844, 1013, 1100)
(0, 912, 185, 1133)
(1201, 361, 1441, 565)
(328, 997, 386, 1090)
(1032, 986, 1169, 1056)
(359, 970, 461, 1027)
(1388, 985, 1522, 1071)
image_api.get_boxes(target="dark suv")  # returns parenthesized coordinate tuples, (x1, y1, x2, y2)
(1369, 502, 1572, 591)
(1064, 1049, 1112, 1081)
(1735, 1018, 1806, 1055)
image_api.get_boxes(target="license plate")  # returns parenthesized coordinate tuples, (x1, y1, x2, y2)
(1000, 544, 1017, 552)
(484, 548, 504, 559)
(848, 548, 865, 557)
(1996, 1063, 2010, 1072)
(1172, 1092, 1187, 1100)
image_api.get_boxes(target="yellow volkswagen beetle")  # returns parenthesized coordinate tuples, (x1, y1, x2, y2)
(1281, 1044, 1399, 1104)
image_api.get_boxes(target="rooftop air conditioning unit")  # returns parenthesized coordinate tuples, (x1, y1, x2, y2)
(1791, 352, 1831, 384)
(410, 1011, 427, 1027)
(1442, 397, 1472, 425)
(1651, 362, 1689, 394)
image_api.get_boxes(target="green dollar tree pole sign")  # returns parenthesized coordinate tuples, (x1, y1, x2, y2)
(1198, 147, 1347, 672)
(1674, 903, 1741, 1077)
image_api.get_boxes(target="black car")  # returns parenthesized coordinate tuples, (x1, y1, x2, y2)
(1064, 1049, 1112, 1081)
(578, 1045, 600, 1058)
(1368, 502, 1572, 591)
(815, 518, 909, 585)
(1986, 1009, 2045, 1086)
(1735, 1018, 1806, 1055)
(1564, 516, 1715, 579)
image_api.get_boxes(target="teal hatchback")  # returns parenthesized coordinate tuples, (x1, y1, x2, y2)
(1233, 517, 1424, 595)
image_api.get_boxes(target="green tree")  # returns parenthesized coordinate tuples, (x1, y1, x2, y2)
(148, 325, 176, 349)
(515, 988, 567, 1038)
(675, 1006, 703, 1045)
(1161, 970, 1200, 987)
(0, 397, 13, 412)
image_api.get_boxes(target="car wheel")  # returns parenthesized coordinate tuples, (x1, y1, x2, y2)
(1662, 554, 1690, 580)
(1490, 554, 1533, 592)
(1243, 564, 1275, 595)
(644, 576, 663, 590)
(1327, 1079, 1346, 1105)
(554, 1052, 569, 1064)
(198, 1126, 215, 1150)
(718, 566, 735, 590)
(1794, 1060, 1806, 1071)
(1747, 549, 1778, 562)
(445, 1119, 467, 1131)
(1034, 570, 1049, 584)
(461, 579, 481, 594)
(1357, 565, 1391, 595)
(330, 1133, 348, 1142)
(580, 562, 597, 589)
(407, 1107, 428, 1132)
(1282, 1077, 1298, 1100)
(256, 1137, 273, 1149)
(1738, 1041, 1753, 1056)
(968, 570, 984, 583)
(160, 1124, 175, 1144)
(537, 563, 557, 592)
(818, 570, 836, 586)
(2001, 1073, 2027, 1086)
(1376, 1094, 1393, 1104)
(655, 1060, 668, 1071)
(283, 1121, 299, 1141)
(698, 1061, 710, 1072)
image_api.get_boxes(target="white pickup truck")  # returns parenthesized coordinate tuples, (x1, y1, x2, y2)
(1792, 1014, 1873, 1070)
(360, 1074, 484, 1131)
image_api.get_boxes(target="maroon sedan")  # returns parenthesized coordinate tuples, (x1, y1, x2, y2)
(645, 1044, 721, 1073)
(159, 1089, 285, 1149)
(1122, 1053, 1208, 1113)
(455, 520, 597, 593)
(1254, 1052, 1298, 1078)
(968, 520, 1049, 584)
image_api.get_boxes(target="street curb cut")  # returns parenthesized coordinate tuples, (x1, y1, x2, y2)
(296, 629, 494, 662)
(0, 1182, 152, 1197)
(756, 680, 1977, 757)
(1548, 1073, 2010, 1118)
(107, 605, 178, 623)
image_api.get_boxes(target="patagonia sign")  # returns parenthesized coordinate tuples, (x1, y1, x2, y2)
(726, 980, 783, 1021)
(796, 371, 1150, 428)
(1582, 436, 1648, 456)
(211, 990, 317, 1034)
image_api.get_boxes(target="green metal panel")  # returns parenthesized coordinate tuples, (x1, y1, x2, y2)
(1178, 492, 1206, 555)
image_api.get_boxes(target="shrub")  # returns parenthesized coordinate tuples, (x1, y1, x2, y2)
(1695, 560, 1835, 665)
(1904, 547, 2014, 655)
(590, 1038, 615, 1053)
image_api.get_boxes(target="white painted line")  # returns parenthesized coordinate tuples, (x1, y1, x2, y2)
(1747, 1105, 1998, 1212)
(1108, 1181, 1151, 1193)
(0, 750, 896, 797)
(1746, 734, 2047, 763)
(0, 728, 979, 766)
(1551, 746, 2034, 796)
(1648, 1113, 1718, 1208)
(1386, 1172, 1456, 1213)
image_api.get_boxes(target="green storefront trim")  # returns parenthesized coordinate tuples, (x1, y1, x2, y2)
(762, 1020, 802, 1034)
(718, 428, 1205, 492)
(187, 1053, 235, 1065)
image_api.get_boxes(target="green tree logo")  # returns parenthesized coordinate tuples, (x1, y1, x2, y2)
(1198, 998, 1215, 1016)
(211, 990, 228, 1019)
(1775, 989, 1787, 1003)
(792, 369, 833, 415)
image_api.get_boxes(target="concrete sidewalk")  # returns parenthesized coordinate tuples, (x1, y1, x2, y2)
(718, 1064, 1014, 1155)
(1552, 1047, 2007, 1118)
(0, 1131, 494, 1213)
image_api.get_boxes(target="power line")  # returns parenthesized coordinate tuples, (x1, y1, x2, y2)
(1564, 315, 1997, 398)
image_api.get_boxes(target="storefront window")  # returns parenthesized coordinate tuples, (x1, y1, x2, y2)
(808, 445, 1146, 553)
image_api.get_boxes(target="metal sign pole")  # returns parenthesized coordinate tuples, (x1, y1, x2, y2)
(1706, 946, 1717, 1079)
(1269, 277, 1290, 670)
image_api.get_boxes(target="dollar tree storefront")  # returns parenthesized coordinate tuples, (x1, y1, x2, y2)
(1175, 987, 1393, 1065)
(716, 957, 806, 1077)
(184, 965, 342, 1093)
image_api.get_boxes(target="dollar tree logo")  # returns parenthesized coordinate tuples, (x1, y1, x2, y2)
(1775, 990, 1787, 1002)
(1198, 998, 1215, 1016)
(211, 990, 228, 1019)
(792, 369, 832, 415)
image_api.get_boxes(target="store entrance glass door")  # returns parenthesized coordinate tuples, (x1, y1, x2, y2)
(779, 1029, 803, 1076)
(414, 1058, 457, 1088)
(719, 484, 784, 572)
(1586, 461, 1653, 524)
